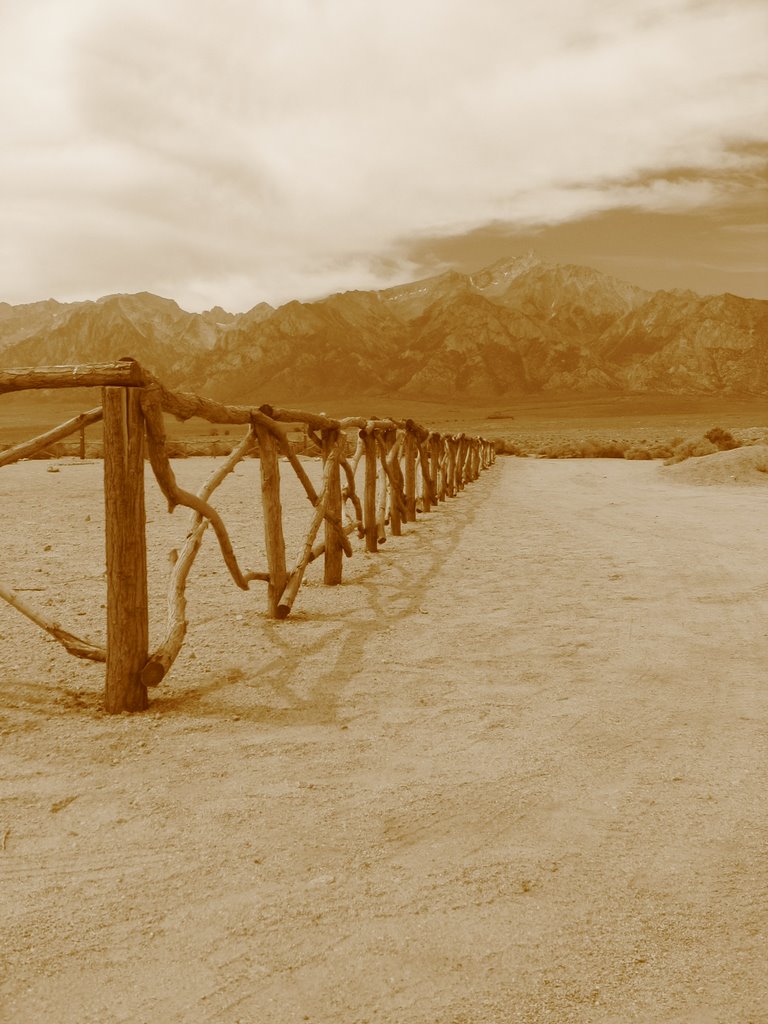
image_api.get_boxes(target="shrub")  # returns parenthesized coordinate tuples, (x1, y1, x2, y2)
(665, 437, 718, 464)
(665, 427, 743, 465)
(704, 426, 740, 451)
(496, 439, 524, 455)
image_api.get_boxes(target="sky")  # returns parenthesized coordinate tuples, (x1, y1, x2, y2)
(1, 0, 767, 312)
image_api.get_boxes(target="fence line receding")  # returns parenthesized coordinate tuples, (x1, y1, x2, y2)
(1, 358, 496, 714)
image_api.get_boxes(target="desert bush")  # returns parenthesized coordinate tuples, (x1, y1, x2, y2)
(665, 437, 718, 464)
(530, 437, 628, 459)
(704, 426, 740, 451)
(665, 427, 743, 465)
(583, 439, 627, 459)
(495, 439, 525, 455)
(624, 440, 676, 460)
(483, 428, 748, 463)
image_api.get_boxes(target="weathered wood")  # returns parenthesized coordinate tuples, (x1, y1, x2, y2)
(445, 438, 457, 497)
(277, 447, 338, 617)
(0, 407, 103, 468)
(1, 360, 491, 469)
(103, 386, 149, 713)
(157, 380, 404, 433)
(273, 430, 318, 506)
(305, 522, 357, 566)
(344, 416, 402, 433)
(259, 404, 343, 431)
(380, 429, 404, 537)
(417, 440, 434, 512)
(451, 435, 461, 491)
(391, 432, 407, 534)
(264, 418, 351, 564)
(405, 418, 429, 442)
(0, 582, 105, 662)
(376, 433, 388, 545)
(403, 429, 418, 522)
(362, 428, 378, 552)
(1, 360, 146, 394)
(455, 434, 468, 490)
(465, 437, 477, 483)
(255, 424, 288, 619)
(349, 433, 365, 474)
(141, 387, 255, 591)
(429, 433, 444, 502)
(472, 439, 481, 479)
(3, 358, 498, 677)
(339, 456, 365, 537)
(439, 439, 449, 500)
(322, 429, 343, 585)
(141, 428, 262, 687)
(259, 404, 404, 433)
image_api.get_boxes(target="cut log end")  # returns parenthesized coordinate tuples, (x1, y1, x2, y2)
(140, 659, 167, 688)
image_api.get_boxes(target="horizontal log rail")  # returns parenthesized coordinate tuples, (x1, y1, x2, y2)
(0, 360, 146, 394)
(0, 581, 106, 662)
(0, 407, 103, 468)
(1, 357, 496, 713)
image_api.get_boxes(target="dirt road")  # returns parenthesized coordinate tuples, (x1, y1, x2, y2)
(1, 456, 767, 1023)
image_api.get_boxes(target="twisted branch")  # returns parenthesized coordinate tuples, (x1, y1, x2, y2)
(141, 426, 264, 686)
(0, 582, 105, 663)
(140, 386, 255, 591)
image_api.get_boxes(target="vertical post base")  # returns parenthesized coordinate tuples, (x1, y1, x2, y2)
(103, 387, 149, 714)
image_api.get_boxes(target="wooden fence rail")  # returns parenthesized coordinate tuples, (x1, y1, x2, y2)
(1, 358, 496, 713)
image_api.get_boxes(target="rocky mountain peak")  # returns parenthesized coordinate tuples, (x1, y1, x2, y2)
(468, 250, 543, 296)
(1, 258, 765, 402)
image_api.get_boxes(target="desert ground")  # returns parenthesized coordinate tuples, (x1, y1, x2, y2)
(1, 449, 767, 1024)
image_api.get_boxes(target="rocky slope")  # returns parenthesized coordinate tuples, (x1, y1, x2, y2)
(1, 255, 766, 402)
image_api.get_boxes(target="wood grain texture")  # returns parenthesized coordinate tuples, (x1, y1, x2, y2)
(103, 386, 149, 713)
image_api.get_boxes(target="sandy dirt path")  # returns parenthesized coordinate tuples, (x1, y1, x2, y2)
(1, 456, 767, 1024)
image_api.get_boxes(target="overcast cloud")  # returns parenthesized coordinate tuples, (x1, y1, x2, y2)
(1, 0, 766, 310)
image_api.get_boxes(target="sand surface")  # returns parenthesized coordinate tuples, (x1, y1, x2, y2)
(1, 453, 767, 1024)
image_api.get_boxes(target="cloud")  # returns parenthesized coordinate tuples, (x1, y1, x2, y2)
(0, 0, 766, 309)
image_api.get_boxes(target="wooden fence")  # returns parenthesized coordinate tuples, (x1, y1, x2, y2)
(1, 358, 496, 713)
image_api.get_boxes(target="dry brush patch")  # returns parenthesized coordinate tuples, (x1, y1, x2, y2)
(494, 424, 768, 461)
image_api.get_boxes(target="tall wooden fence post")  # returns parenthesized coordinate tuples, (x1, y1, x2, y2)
(404, 429, 417, 522)
(429, 432, 443, 502)
(362, 428, 378, 553)
(103, 386, 149, 713)
(456, 435, 467, 491)
(322, 428, 343, 585)
(445, 438, 456, 498)
(417, 441, 433, 513)
(385, 429, 402, 537)
(256, 424, 288, 618)
(376, 433, 388, 545)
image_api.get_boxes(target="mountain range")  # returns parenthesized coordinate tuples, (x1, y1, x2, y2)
(2, 253, 766, 403)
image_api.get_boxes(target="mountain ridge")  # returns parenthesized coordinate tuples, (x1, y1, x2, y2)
(1, 254, 766, 403)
